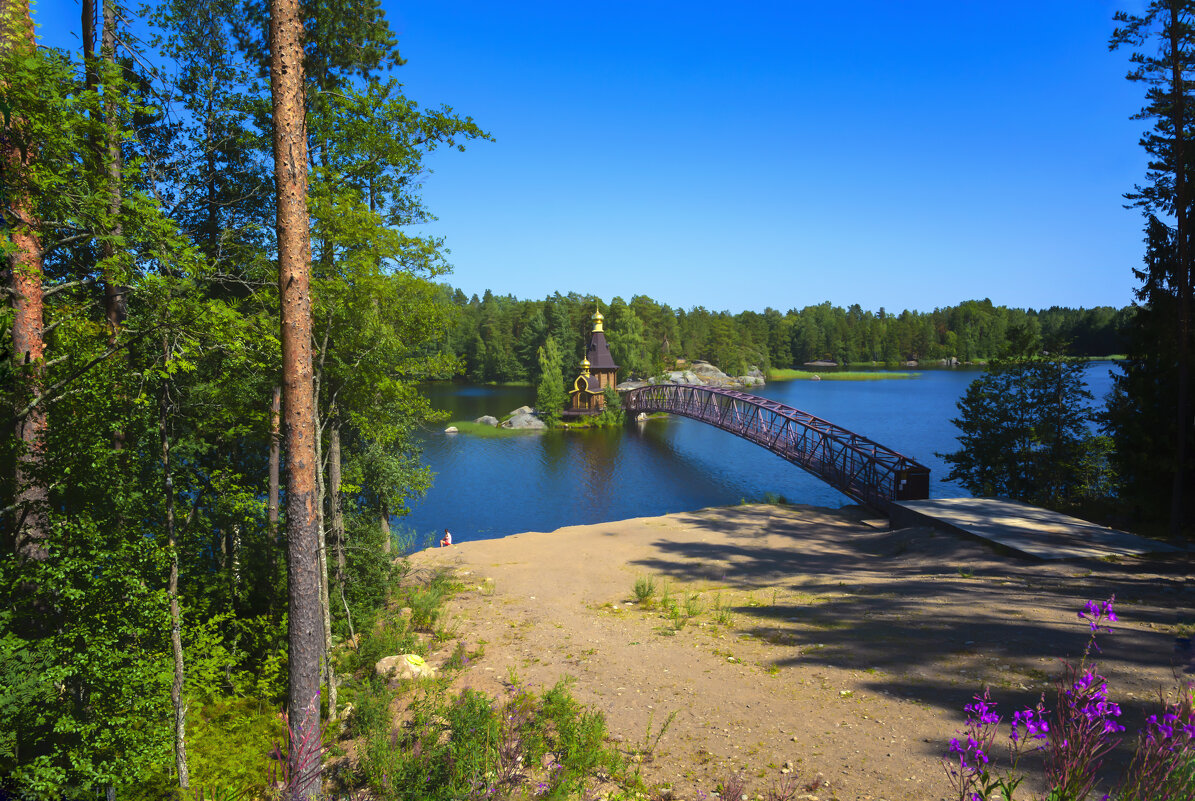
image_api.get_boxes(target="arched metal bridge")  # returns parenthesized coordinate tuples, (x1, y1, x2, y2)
(621, 384, 930, 512)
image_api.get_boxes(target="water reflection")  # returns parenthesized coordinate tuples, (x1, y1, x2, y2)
(402, 364, 1117, 544)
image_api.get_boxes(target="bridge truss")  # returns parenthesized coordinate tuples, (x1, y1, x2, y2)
(621, 384, 930, 512)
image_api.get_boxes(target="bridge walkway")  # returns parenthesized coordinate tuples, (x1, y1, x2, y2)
(621, 384, 930, 513)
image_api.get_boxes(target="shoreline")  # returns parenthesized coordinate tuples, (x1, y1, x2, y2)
(410, 503, 1190, 801)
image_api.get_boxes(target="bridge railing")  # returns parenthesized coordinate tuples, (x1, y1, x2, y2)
(621, 384, 929, 511)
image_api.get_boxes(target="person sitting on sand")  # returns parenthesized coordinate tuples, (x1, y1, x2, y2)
(439, 529, 453, 547)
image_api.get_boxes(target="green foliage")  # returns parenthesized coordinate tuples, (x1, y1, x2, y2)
(607, 298, 652, 378)
(0, 0, 484, 793)
(134, 696, 285, 800)
(1103, 218, 1194, 535)
(941, 355, 1114, 510)
(1108, 6, 1195, 540)
(632, 575, 657, 606)
(394, 569, 458, 633)
(595, 387, 625, 427)
(536, 335, 567, 427)
(358, 678, 619, 801)
(443, 292, 1129, 383)
(0, 521, 172, 795)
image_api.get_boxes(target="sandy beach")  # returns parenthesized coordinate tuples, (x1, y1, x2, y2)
(410, 503, 1192, 801)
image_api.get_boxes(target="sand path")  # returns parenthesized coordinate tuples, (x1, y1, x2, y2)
(410, 504, 1192, 801)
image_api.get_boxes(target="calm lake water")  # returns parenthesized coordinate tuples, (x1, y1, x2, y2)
(398, 365, 1118, 546)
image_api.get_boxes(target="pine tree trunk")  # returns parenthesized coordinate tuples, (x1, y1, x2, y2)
(268, 0, 321, 788)
(269, 384, 281, 542)
(2, 0, 48, 562)
(160, 335, 190, 789)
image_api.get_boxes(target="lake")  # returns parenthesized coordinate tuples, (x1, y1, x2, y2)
(398, 364, 1118, 546)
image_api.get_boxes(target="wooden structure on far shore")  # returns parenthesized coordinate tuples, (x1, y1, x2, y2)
(565, 309, 619, 416)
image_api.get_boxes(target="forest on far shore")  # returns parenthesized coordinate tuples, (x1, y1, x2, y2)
(439, 289, 1128, 383)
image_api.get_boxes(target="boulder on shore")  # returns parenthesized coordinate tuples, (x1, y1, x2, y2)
(502, 408, 547, 430)
(444, 426, 458, 434)
(643, 361, 766, 391)
(375, 653, 436, 681)
(474, 415, 499, 426)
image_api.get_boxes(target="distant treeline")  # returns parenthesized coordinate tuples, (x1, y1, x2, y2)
(440, 289, 1130, 383)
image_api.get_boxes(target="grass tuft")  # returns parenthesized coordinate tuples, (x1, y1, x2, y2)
(633, 575, 657, 607)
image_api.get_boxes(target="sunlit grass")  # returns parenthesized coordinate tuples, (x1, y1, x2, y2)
(443, 421, 534, 437)
(768, 368, 914, 381)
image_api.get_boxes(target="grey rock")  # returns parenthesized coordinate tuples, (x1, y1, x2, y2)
(508, 405, 534, 417)
(502, 411, 547, 430)
(690, 360, 729, 381)
(474, 415, 499, 426)
(444, 426, 459, 434)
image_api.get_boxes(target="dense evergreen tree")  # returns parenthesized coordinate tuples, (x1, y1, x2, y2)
(1109, 1, 1195, 539)
(942, 353, 1110, 510)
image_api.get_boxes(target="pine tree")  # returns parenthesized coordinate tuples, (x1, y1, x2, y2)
(1110, 1, 1195, 539)
(267, 0, 322, 790)
(941, 354, 1105, 509)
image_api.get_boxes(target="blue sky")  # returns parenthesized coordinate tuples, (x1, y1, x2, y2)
(36, 0, 1153, 313)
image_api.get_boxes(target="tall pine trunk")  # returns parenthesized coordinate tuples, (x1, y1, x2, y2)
(268, 0, 321, 790)
(269, 384, 281, 542)
(2, 0, 48, 562)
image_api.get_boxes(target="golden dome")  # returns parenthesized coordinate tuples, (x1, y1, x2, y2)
(591, 308, 604, 333)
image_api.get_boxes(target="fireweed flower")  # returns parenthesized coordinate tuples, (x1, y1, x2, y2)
(943, 689, 1002, 800)
(1010, 703, 1050, 747)
(1078, 596, 1117, 656)
(1063, 669, 1125, 735)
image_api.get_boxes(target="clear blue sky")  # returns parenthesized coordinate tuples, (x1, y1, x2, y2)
(36, 0, 1154, 313)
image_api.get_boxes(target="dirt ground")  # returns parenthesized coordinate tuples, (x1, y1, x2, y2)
(408, 504, 1193, 801)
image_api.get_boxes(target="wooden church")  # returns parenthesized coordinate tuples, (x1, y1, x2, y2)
(566, 309, 619, 416)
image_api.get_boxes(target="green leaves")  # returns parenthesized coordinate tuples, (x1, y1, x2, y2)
(940, 356, 1109, 509)
(536, 336, 566, 427)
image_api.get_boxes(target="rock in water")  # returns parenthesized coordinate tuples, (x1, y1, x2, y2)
(502, 410, 547, 429)
(444, 426, 459, 433)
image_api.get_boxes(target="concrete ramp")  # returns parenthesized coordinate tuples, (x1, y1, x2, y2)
(890, 497, 1186, 560)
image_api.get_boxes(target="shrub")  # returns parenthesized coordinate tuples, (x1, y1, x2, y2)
(633, 575, 657, 606)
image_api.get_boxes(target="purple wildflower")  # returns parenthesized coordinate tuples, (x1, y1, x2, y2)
(943, 688, 1002, 800)
(1078, 596, 1117, 655)
(1011, 703, 1050, 747)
